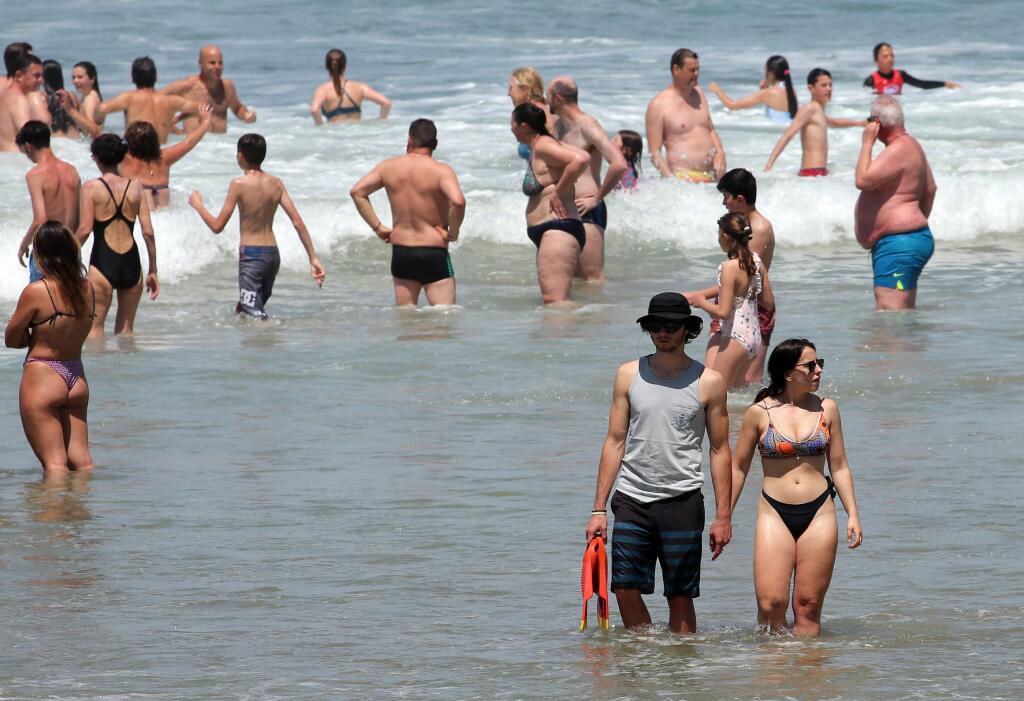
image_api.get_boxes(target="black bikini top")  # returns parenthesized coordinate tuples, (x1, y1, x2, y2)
(29, 280, 96, 327)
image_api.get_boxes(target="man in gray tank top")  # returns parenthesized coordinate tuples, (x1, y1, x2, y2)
(585, 292, 733, 633)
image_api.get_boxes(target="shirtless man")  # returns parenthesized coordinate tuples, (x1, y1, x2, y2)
(855, 95, 936, 311)
(1, 42, 33, 96)
(64, 57, 200, 143)
(350, 119, 466, 307)
(15, 121, 81, 281)
(765, 68, 865, 176)
(161, 46, 256, 134)
(0, 53, 50, 152)
(189, 133, 326, 319)
(547, 77, 627, 283)
(645, 49, 726, 183)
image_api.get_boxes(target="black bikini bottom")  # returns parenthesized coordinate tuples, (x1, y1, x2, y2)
(762, 476, 836, 540)
(526, 219, 585, 249)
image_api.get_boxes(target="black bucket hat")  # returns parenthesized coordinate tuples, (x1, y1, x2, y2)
(636, 292, 704, 337)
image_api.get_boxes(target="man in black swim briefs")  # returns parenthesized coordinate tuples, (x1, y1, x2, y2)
(350, 119, 466, 306)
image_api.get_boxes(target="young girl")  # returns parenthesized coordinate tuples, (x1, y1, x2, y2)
(71, 61, 104, 130)
(685, 212, 774, 389)
(614, 129, 642, 191)
(708, 55, 798, 124)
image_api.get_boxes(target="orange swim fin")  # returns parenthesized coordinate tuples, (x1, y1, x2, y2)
(580, 536, 610, 631)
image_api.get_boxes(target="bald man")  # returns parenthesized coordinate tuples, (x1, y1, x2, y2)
(161, 45, 256, 134)
(547, 76, 627, 283)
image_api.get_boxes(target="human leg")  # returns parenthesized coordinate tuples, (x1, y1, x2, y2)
(753, 498, 797, 632)
(19, 364, 73, 473)
(87, 267, 113, 338)
(666, 596, 697, 633)
(536, 230, 580, 304)
(710, 339, 751, 389)
(610, 491, 658, 629)
(113, 278, 144, 335)
(871, 228, 934, 311)
(614, 589, 653, 629)
(575, 222, 606, 283)
(393, 279, 423, 306)
(655, 490, 704, 633)
(791, 502, 838, 636)
(64, 377, 94, 471)
(423, 277, 456, 305)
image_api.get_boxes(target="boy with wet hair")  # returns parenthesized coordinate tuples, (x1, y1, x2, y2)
(189, 133, 326, 319)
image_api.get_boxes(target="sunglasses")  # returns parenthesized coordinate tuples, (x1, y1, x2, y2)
(644, 320, 684, 334)
(794, 358, 825, 372)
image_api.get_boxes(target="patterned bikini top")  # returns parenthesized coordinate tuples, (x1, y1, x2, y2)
(758, 406, 830, 459)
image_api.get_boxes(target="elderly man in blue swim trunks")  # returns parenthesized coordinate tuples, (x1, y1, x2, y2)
(854, 95, 937, 310)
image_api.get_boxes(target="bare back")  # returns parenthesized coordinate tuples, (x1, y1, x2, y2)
(798, 102, 829, 169)
(379, 154, 455, 247)
(748, 210, 776, 270)
(233, 172, 285, 247)
(33, 160, 81, 231)
(554, 112, 604, 198)
(855, 134, 932, 248)
(649, 86, 716, 172)
(122, 90, 188, 143)
(25, 280, 94, 360)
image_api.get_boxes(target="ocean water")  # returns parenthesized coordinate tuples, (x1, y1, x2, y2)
(1, 1, 1022, 699)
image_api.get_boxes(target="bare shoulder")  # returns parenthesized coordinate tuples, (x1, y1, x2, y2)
(699, 365, 726, 396)
(820, 396, 839, 418)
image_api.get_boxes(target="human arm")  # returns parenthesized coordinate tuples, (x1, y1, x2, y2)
(854, 121, 903, 190)
(692, 263, 737, 320)
(309, 85, 325, 125)
(702, 368, 732, 560)
(730, 404, 763, 510)
(224, 80, 256, 123)
(81, 91, 104, 125)
(75, 184, 95, 245)
(710, 124, 726, 180)
(823, 399, 862, 548)
(162, 104, 213, 166)
(899, 70, 958, 90)
(863, 75, 874, 89)
(758, 266, 775, 311)
(136, 186, 159, 300)
(920, 162, 937, 218)
(5, 285, 41, 349)
(279, 184, 325, 286)
(188, 181, 240, 234)
(349, 166, 391, 241)
(18, 172, 48, 267)
(645, 98, 672, 177)
(708, 82, 770, 111)
(585, 362, 634, 542)
(28, 91, 51, 124)
(682, 283, 720, 306)
(534, 136, 588, 218)
(764, 107, 807, 170)
(827, 116, 868, 128)
(587, 119, 628, 205)
(439, 166, 466, 242)
(362, 84, 391, 119)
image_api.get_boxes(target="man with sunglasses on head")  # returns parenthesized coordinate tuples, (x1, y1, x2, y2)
(585, 292, 733, 633)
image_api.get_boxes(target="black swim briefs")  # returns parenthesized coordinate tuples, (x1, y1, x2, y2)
(390, 244, 454, 285)
(580, 200, 608, 230)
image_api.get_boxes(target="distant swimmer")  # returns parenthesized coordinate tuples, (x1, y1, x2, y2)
(15, 121, 82, 282)
(864, 43, 960, 95)
(684, 213, 775, 390)
(709, 55, 798, 124)
(310, 48, 391, 125)
(855, 95, 936, 311)
(0, 52, 50, 152)
(548, 76, 627, 283)
(75, 135, 159, 337)
(613, 130, 642, 191)
(63, 57, 201, 144)
(161, 45, 256, 133)
(584, 292, 733, 633)
(686, 169, 776, 385)
(507, 67, 556, 155)
(70, 61, 104, 129)
(764, 68, 866, 176)
(730, 338, 863, 635)
(350, 119, 466, 307)
(511, 103, 589, 305)
(121, 105, 213, 209)
(189, 134, 326, 319)
(5, 221, 97, 475)
(41, 60, 78, 139)
(645, 48, 726, 183)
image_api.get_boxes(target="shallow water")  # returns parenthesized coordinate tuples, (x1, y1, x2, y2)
(2, 1, 1023, 699)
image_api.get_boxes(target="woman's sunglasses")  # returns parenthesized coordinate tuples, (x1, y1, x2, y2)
(643, 320, 684, 334)
(794, 358, 825, 372)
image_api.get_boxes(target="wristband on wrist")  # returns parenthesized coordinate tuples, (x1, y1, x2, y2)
(591, 509, 606, 515)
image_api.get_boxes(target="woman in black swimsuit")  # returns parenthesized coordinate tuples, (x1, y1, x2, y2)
(75, 134, 159, 338)
(511, 104, 589, 305)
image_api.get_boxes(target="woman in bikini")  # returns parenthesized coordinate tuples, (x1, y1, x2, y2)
(75, 134, 159, 337)
(121, 104, 212, 209)
(708, 55, 799, 124)
(310, 48, 391, 124)
(511, 103, 588, 305)
(731, 338, 863, 635)
(5, 221, 96, 475)
(685, 212, 774, 389)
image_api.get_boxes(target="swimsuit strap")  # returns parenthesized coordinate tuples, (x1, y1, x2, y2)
(43, 278, 60, 312)
(98, 177, 118, 204)
(117, 179, 132, 213)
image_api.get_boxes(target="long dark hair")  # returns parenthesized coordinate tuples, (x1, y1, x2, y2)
(755, 338, 816, 402)
(325, 48, 347, 98)
(32, 220, 89, 318)
(512, 103, 549, 137)
(717, 212, 756, 278)
(74, 61, 102, 101)
(766, 55, 797, 118)
(617, 129, 643, 176)
(125, 121, 162, 163)
(42, 59, 76, 134)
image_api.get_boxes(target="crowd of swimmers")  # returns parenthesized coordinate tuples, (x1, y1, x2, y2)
(3, 38, 954, 636)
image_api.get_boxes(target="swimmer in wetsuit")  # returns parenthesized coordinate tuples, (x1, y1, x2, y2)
(120, 105, 212, 210)
(864, 43, 960, 94)
(75, 134, 159, 338)
(350, 119, 466, 307)
(511, 103, 589, 305)
(310, 48, 390, 124)
(730, 338, 863, 636)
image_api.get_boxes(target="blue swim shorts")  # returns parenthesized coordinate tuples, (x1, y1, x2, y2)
(871, 226, 935, 291)
(28, 251, 43, 283)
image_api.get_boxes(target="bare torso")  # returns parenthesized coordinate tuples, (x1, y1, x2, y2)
(379, 154, 456, 247)
(855, 134, 932, 248)
(174, 76, 235, 133)
(0, 88, 31, 151)
(748, 210, 776, 270)
(232, 172, 285, 247)
(798, 102, 829, 169)
(554, 112, 603, 199)
(525, 136, 580, 226)
(31, 159, 81, 231)
(120, 155, 171, 209)
(25, 280, 94, 360)
(651, 85, 717, 172)
(121, 90, 188, 143)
